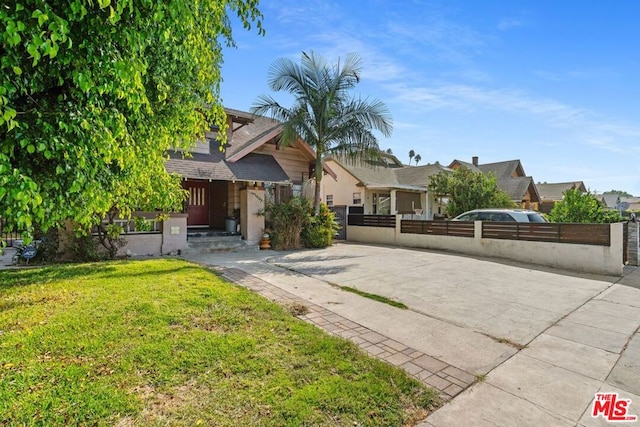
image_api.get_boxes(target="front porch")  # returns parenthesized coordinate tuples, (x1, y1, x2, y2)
(183, 178, 298, 245)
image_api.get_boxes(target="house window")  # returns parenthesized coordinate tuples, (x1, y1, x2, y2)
(353, 192, 362, 205)
(292, 184, 302, 198)
(373, 193, 391, 215)
(326, 194, 334, 207)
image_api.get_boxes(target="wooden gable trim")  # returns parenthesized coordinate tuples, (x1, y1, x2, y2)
(295, 138, 338, 181)
(527, 179, 541, 203)
(226, 125, 283, 163)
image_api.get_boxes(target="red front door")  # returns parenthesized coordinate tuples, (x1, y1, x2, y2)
(185, 181, 209, 226)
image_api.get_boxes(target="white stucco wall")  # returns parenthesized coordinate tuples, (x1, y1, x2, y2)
(240, 188, 265, 245)
(347, 217, 624, 276)
(119, 234, 163, 257)
(322, 159, 363, 207)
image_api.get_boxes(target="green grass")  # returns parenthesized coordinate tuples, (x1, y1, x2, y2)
(0, 259, 436, 426)
(341, 286, 409, 309)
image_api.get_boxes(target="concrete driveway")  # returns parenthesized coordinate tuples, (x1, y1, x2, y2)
(271, 244, 613, 347)
(185, 242, 640, 426)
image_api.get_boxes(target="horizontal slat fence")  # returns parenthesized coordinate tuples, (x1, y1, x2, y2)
(401, 220, 474, 237)
(481, 222, 610, 246)
(347, 214, 396, 228)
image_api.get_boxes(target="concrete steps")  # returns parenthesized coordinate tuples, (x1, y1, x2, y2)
(185, 231, 258, 254)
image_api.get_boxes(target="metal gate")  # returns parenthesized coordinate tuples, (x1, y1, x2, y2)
(330, 205, 347, 240)
(0, 217, 22, 247)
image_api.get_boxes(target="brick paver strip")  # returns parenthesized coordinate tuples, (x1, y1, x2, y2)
(215, 267, 475, 400)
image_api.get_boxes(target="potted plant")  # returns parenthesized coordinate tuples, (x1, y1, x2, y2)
(259, 230, 271, 250)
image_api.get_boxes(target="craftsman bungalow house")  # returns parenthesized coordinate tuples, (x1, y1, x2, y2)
(536, 181, 587, 213)
(166, 108, 334, 243)
(448, 156, 541, 210)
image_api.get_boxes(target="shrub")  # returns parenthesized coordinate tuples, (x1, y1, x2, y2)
(264, 197, 312, 250)
(302, 203, 339, 248)
(548, 189, 622, 223)
(69, 234, 108, 262)
(264, 198, 338, 250)
(32, 227, 60, 263)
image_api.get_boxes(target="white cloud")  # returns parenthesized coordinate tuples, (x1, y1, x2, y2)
(497, 18, 523, 31)
(385, 81, 640, 157)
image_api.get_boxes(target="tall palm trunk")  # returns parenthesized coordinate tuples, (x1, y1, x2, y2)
(313, 155, 323, 215)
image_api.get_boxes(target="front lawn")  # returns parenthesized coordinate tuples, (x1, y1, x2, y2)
(0, 259, 436, 426)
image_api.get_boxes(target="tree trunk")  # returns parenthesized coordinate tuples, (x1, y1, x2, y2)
(314, 155, 323, 215)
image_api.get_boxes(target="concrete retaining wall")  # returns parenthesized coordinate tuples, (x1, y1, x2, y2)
(347, 216, 624, 276)
(119, 213, 187, 257)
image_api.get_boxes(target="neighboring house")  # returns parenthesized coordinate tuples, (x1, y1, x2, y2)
(536, 181, 587, 214)
(599, 193, 622, 212)
(448, 156, 541, 210)
(598, 193, 640, 215)
(166, 108, 334, 243)
(622, 197, 640, 213)
(322, 152, 451, 218)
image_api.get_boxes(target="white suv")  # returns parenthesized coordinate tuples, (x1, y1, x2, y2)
(452, 209, 548, 223)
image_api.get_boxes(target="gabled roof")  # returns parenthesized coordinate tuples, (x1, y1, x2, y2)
(448, 159, 481, 173)
(225, 115, 282, 161)
(477, 159, 525, 179)
(537, 181, 587, 202)
(601, 193, 621, 208)
(166, 140, 291, 183)
(221, 111, 336, 179)
(448, 158, 537, 202)
(501, 176, 540, 202)
(224, 107, 254, 126)
(395, 163, 452, 186)
(327, 153, 450, 192)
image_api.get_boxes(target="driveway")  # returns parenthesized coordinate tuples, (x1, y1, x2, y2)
(185, 242, 640, 426)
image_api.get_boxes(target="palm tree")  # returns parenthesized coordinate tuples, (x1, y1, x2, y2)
(408, 149, 415, 164)
(252, 51, 393, 214)
(414, 154, 421, 165)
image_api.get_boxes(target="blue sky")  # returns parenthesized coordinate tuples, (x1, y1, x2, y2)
(220, 0, 640, 196)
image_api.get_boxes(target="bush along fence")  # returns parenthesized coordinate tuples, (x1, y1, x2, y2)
(346, 214, 626, 275)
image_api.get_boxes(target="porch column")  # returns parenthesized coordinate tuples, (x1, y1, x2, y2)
(423, 193, 430, 219)
(240, 187, 265, 245)
(390, 190, 397, 214)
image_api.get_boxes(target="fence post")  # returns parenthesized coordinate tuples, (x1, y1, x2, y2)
(395, 215, 402, 244)
(629, 222, 639, 266)
(474, 220, 482, 240)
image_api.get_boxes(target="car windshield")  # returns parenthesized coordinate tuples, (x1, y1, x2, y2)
(527, 213, 548, 223)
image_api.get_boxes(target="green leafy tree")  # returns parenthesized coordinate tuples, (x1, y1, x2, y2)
(428, 167, 515, 217)
(603, 189, 634, 198)
(252, 51, 393, 214)
(1, 0, 264, 242)
(548, 189, 622, 223)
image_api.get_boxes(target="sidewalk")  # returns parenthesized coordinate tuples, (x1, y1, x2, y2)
(185, 244, 640, 426)
(217, 266, 475, 400)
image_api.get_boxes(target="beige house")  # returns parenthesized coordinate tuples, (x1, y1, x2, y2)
(322, 152, 450, 219)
